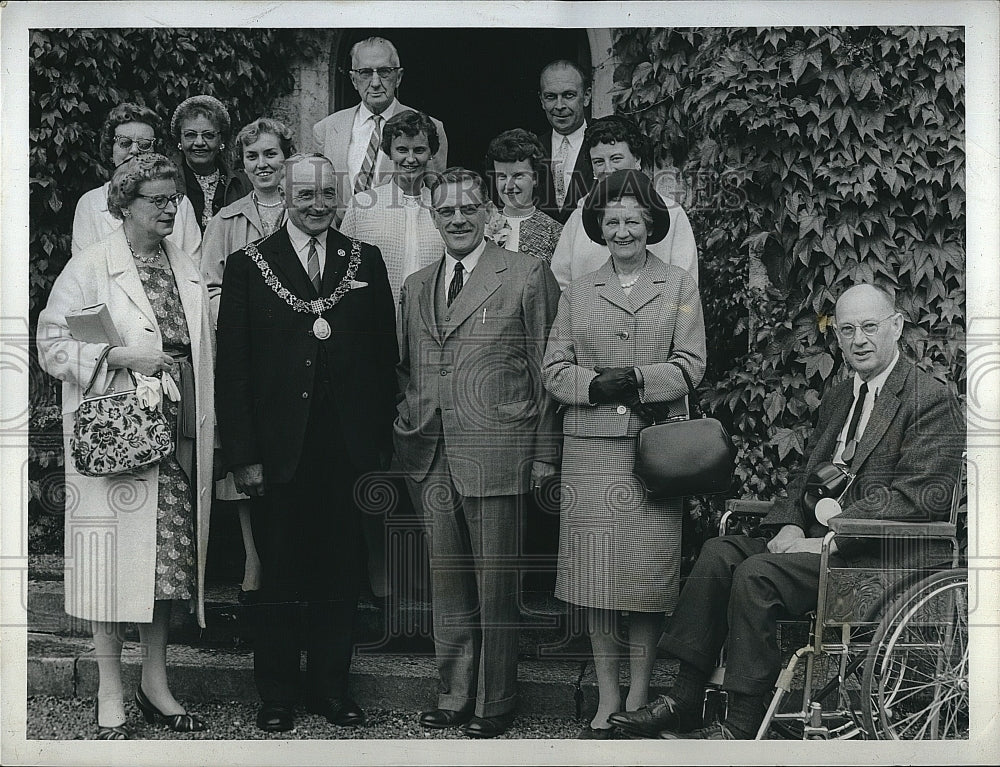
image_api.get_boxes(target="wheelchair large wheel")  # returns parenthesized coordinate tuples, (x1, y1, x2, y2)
(860, 569, 968, 739)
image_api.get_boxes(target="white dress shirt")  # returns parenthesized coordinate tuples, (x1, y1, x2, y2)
(551, 123, 587, 198)
(832, 349, 900, 465)
(443, 238, 486, 303)
(348, 99, 402, 190)
(286, 220, 327, 281)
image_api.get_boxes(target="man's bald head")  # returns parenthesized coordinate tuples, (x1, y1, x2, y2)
(834, 284, 903, 381)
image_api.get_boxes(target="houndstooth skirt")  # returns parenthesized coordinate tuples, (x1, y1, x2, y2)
(555, 435, 682, 613)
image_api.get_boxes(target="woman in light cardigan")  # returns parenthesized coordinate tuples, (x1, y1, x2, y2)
(339, 109, 444, 309)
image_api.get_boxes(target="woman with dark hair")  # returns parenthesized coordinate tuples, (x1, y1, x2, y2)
(549, 115, 698, 290)
(72, 102, 201, 257)
(484, 128, 563, 263)
(38, 153, 215, 738)
(340, 109, 444, 309)
(543, 169, 706, 738)
(170, 95, 249, 231)
(200, 116, 295, 599)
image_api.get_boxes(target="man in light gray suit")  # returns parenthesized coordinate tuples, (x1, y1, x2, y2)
(394, 167, 561, 738)
(312, 36, 448, 220)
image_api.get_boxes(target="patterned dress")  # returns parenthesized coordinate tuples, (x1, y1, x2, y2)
(136, 261, 197, 601)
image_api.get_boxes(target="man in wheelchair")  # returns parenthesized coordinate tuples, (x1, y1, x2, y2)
(610, 283, 964, 740)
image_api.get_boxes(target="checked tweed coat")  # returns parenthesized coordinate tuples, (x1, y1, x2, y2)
(542, 255, 706, 611)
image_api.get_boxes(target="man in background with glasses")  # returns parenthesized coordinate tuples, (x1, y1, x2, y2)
(312, 36, 449, 222)
(609, 282, 963, 740)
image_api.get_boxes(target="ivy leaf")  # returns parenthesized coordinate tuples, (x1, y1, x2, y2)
(802, 352, 835, 381)
(770, 427, 805, 460)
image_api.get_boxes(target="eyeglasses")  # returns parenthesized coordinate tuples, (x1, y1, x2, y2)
(114, 135, 155, 152)
(182, 130, 219, 143)
(349, 67, 401, 81)
(833, 313, 900, 340)
(433, 203, 483, 219)
(135, 192, 185, 210)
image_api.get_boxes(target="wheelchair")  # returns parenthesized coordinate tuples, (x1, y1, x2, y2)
(706, 455, 968, 740)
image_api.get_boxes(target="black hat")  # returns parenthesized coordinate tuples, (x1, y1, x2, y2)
(582, 168, 671, 246)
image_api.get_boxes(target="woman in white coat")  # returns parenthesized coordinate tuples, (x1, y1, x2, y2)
(38, 154, 215, 738)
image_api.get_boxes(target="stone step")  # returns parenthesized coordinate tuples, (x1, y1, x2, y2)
(27, 632, 681, 718)
(27, 579, 593, 658)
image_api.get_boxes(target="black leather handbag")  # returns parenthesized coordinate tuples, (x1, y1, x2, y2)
(633, 367, 736, 500)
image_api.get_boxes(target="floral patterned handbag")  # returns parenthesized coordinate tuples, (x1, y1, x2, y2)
(71, 345, 173, 477)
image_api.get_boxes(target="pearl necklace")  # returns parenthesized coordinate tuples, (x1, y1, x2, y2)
(124, 231, 164, 265)
(252, 191, 283, 208)
(614, 255, 648, 290)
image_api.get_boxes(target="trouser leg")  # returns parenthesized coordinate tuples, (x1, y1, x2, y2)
(659, 535, 769, 675)
(406, 452, 478, 713)
(462, 493, 521, 718)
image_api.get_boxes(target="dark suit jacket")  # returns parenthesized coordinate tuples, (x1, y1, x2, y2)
(216, 225, 398, 484)
(170, 153, 250, 231)
(536, 132, 594, 225)
(393, 242, 561, 497)
(761, 359, 964, 562)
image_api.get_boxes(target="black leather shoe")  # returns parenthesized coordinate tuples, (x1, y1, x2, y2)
(660, 722, 743, 740)
(418, 708, 474, 729)
(256, 702, 294, 733)
(607, 694, 701, 738)
(462, 712, 515, 739)
(307, 697, 365, 727)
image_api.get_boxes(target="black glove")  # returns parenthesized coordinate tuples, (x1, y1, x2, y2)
(589, 366, 640, 405)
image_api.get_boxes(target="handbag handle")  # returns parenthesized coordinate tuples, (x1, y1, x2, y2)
(81, 345, 136, 398)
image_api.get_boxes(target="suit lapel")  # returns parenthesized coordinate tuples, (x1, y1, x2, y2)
(849, 361, 910, 472)
(321, 229, 350, 295)
(264, 227, 315, 300)
(625, 257, 666, 313)
(813, 382, 855, 464)
(108, 228, 158, 328)
(419, 258, 445, 343)
(593, 259, 633, 314)
(441, 244, 504, 341)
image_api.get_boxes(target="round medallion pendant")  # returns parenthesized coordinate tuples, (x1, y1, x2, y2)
(313, 316, 331, 340)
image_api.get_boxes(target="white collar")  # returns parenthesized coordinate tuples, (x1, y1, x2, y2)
(285, 220, 325, 254)
(445, 238, 487, 271)
(358, 98, 399, 124)
(854, 348, 900, 397)
(552, 121, 587, 152)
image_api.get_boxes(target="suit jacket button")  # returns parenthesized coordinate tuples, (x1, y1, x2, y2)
(440, 369, 448, 376)
(617, 331, 629, 340)
(616, 405, 627, 415)
(305, 359, 312, 367)
(302, 392, 309, 399)
(444, 314, 451, 321)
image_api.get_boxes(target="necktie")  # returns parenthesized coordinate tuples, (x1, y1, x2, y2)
(354, 114, 383, 194)
(447, 261, 465, 307)
(841, 381, 869, 463)
(553, 135, 570, 207)
(306, 236, 321, 293)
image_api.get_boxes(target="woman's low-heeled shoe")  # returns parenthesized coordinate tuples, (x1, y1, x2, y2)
(95, 698, 130, 740)
(135, 686, 207, 732)
(578, 724, 618, 739)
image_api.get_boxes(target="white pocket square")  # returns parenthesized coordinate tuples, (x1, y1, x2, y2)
(349, 280, 369, 289)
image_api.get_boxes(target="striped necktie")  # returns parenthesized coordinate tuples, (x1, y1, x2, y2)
(447, 261, 465, 307)
(553, 135, 570, 207)
(306, 236, 321, 293)
(354, 114, 384, 194)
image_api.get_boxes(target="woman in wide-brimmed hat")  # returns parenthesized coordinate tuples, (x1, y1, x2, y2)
(543, 168, 707, 738)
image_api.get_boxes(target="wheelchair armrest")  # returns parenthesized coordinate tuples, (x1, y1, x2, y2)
(827, 516, 957, 539)
(724, 499, 775, 516)
(720, 500, 775, 537)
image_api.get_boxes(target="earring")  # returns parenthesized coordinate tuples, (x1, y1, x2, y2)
(177, 143, 182, 151)
(221, 143, 226, 150)
(122, 210, 131, 218)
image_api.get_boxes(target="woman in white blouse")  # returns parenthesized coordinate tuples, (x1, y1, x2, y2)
(339, 109, 444, 309)
(72, 102, 201, 259)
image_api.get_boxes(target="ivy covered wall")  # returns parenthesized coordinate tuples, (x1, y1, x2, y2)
(612, 27, 965, 504)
